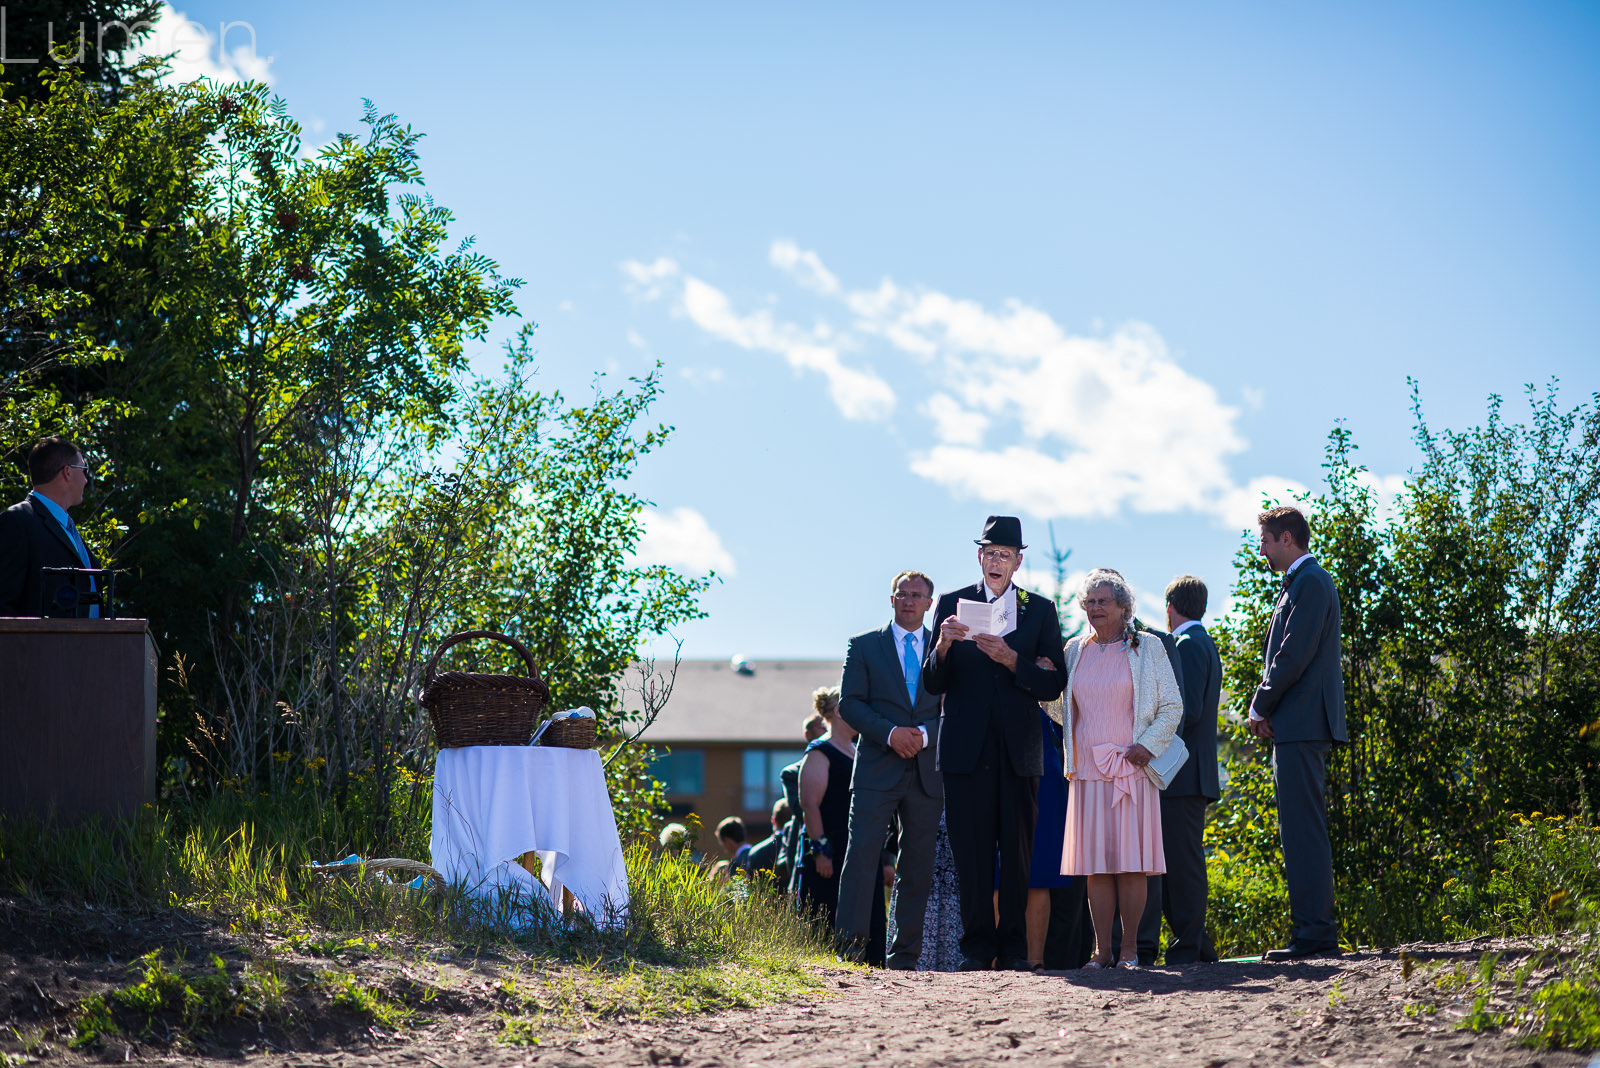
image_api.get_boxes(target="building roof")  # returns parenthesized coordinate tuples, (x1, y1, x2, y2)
(635, 658, 845, 744)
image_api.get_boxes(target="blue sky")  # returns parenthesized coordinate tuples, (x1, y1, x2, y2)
(136, 1, 1599, 656)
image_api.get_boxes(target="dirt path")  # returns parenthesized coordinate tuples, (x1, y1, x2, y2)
(264, 949, 1592, 1068)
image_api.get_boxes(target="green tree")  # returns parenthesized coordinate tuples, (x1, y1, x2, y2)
(0, 0, 158, 102)
(1209, 383, 1600, 950)
(4, 69, 704, 852)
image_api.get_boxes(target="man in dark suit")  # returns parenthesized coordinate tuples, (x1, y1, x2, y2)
(924, 516, 1066, 971)
(1136, 574, 1222, 965)
(1249, 506, 1347, 961)
(0, 437, 99, 617)
(835, 570, 943, 969)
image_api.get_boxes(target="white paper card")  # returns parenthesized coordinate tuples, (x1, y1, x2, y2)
(956, 598, 1002, 637)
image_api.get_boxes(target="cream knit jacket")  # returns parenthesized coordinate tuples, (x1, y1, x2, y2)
(1047, 631, 1184, 779)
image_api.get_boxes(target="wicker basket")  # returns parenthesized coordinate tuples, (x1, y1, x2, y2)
(540, 716, 597, 750)
(420, 630, 551, 747)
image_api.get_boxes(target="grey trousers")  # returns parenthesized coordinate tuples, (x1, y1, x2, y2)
(835, 764, 943, 967)
(1137, 794, 1217, 963)
(1272, 740, 1339, 945)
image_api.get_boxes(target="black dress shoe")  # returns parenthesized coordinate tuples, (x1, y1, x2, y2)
(957, 956, 991, 971)
(1263, 941, 1342, 962)
(886, 958, 917, 971)
(1008, 960, 1043, 973)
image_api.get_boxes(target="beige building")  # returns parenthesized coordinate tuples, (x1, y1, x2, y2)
(641, 657, 844, 834)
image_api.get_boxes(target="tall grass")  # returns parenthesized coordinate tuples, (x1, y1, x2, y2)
(0, 785, 829, 970)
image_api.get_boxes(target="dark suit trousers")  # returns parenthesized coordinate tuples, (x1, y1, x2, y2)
(836, 763, 942, 967)
(942, 723, 1036, 965)
(1273, 740, 1339, 945)
(1137, 794, 1217, 963)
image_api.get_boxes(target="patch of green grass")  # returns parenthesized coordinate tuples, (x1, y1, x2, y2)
(323, 970, 410, 1030)
(495, 955, 828, 1045)
(1528, 979, 1600, 1050)
(68, 948, 289, 1049)
(2, 782, 842, 1059)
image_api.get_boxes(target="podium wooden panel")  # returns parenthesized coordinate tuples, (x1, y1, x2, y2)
(0, 619, 158, 822)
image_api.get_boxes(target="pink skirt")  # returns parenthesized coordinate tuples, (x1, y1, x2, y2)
(1061, 773, 1165, 876)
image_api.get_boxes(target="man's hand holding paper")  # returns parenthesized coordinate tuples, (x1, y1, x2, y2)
(955, 598, 1003, 636)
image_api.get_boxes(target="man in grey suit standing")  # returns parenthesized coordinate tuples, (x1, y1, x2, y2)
(835, 570, 944, 969)
(1249, 506, 1347, 960)
(1137, 574, 1221, 965)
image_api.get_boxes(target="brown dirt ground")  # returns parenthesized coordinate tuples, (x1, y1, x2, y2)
(2, 898, 1593, 1068)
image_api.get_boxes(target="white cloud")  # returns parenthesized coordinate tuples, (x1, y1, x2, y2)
(770, 240, 841, 295)
(131, 4, 274, 84)
(679, 366, 725, 387)
(922, 393, 989, 446)
(621, 241, 1362, 527)
(623, 261, 895, 422)
(633, 507, 736, 576)
(1214, 475, 1311, 535)
(621, 257, 681, 302)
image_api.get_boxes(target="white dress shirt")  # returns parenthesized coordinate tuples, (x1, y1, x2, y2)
(981, 580, 1019, 638)
(1173, 618, 1202, 637)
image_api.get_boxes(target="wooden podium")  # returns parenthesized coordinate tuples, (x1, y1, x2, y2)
(0, 618, 158, 821)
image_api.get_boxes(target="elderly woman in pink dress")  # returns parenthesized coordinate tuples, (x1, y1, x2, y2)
(1055, 568, 1184, 969)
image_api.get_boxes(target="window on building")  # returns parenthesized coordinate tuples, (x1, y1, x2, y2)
(649, 748, 704, 796)
(742, 748, 805, 814)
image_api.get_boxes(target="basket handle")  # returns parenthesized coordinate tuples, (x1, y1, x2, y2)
(423, 630, 540, 687)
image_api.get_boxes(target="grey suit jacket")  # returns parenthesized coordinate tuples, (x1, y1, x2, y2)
(1167, 623, 1222, 799)
(838, 623, 943, 798)
(1252, 558, 1348, 744)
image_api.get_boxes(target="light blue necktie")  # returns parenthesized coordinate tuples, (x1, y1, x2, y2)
(62, 513, 99, 617)
(903, 633, 919, 703)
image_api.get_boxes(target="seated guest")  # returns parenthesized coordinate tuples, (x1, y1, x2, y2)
(746, 799, 790, 883)
(717, 816, 751, 874)
(0, 437, 99, 617)
(659, 822, 691, 856)
(1056, 569, 1184, 970)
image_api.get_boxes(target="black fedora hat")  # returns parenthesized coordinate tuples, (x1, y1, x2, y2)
(974, 515, 1027, 549)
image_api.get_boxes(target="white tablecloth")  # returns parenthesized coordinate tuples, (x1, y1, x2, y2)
(431, 746, 629, 926)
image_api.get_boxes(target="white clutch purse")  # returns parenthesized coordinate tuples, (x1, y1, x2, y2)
(1144, 733, 1190, 790)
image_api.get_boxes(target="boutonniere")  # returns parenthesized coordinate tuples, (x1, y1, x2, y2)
(1016, 589, 1030, 608)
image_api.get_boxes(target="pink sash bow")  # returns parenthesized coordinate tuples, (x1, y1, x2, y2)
(1089, 743, 1142, 808)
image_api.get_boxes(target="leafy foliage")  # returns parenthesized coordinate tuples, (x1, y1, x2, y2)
(1208, 382, 1600, 952)
(2, 67, 701, 845)
(0, 0, 160, 102)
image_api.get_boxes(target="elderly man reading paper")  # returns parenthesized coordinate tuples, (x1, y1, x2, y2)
(923, 516, 1066, 972)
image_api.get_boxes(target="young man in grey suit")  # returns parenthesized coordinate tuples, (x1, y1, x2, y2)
(835, 570, 943, 969)
(1136, 574, 1221, 965)
(1249, 506, 1347, 960)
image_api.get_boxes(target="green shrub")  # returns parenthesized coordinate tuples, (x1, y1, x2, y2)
(1207, 852, 1291, 958)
